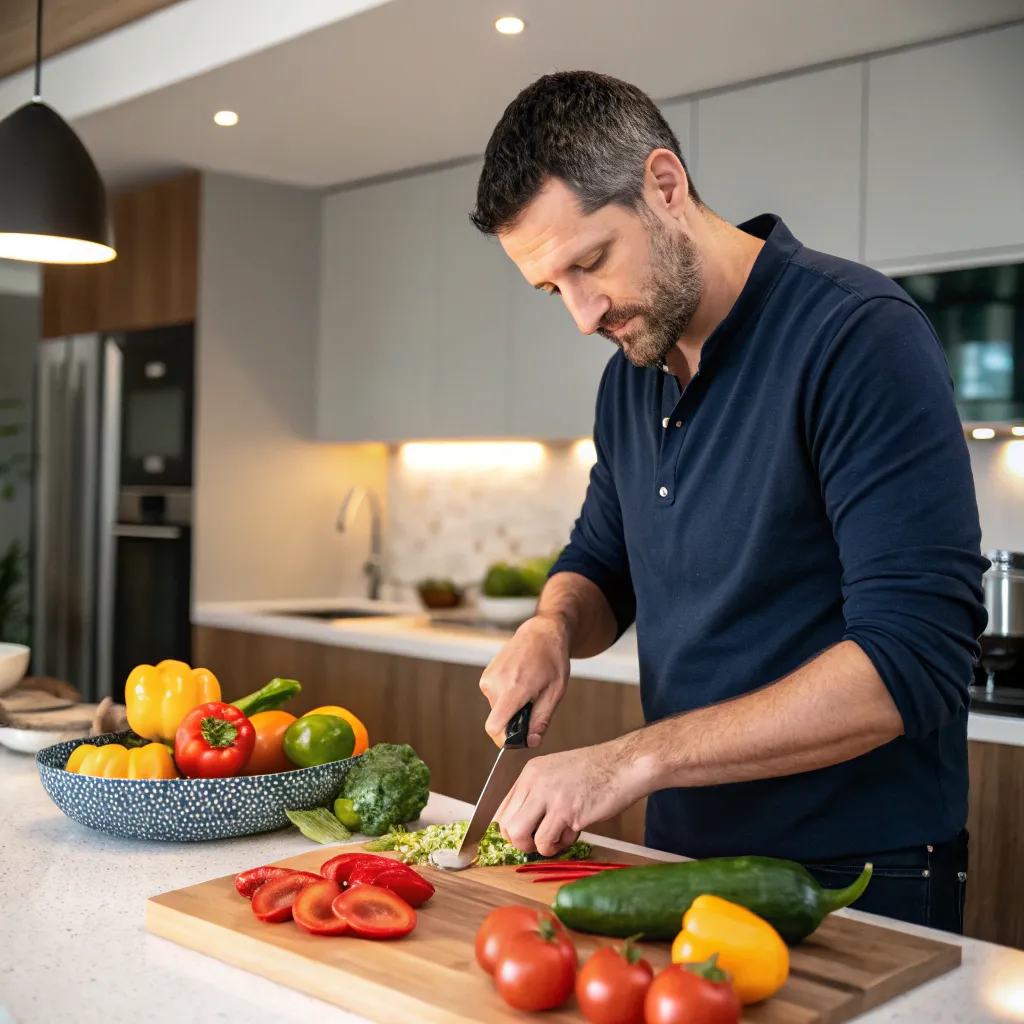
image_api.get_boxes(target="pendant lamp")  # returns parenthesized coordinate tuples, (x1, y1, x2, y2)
(0, 0, 115, 264)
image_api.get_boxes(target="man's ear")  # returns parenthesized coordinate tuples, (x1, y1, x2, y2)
(645, 149, 691, 219)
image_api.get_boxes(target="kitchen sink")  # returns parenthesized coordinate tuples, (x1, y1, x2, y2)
(269, 608, 397, 621)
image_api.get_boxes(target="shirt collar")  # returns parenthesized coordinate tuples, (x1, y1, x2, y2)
(678, 214, 801, 376)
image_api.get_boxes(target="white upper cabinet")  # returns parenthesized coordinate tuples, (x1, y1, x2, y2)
(434, 161, 514, 438)
(695, 64, 864, 261)
(865, 24, 1024, 268)
(318, 171, 443, 443)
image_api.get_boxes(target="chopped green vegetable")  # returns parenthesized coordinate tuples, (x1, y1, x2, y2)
(285, 807, 353, 844)
(364, 821, 592, 866)
(334, 742, 430, 836)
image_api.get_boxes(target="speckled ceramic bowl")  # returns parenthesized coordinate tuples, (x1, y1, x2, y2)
(36, 731, 359, 842)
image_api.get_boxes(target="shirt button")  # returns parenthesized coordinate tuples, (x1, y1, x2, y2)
(662, 417, 669, 429)
(675, 421, 682, 428)
(658, 486, 669, 498)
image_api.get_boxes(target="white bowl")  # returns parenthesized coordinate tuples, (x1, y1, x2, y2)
(477, 595, 538, 627)
(0, 643, 30, 695)
(0, 726, 70, 754)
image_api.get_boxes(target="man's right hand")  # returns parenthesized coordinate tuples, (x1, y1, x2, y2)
(480, 613, 571, 748)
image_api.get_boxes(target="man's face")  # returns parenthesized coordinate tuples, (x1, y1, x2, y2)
(499, 178, 702, 368)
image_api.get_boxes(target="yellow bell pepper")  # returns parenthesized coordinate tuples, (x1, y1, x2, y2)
(672, 894, 790, 1004)
(124, 660, 221, 743)
(65, 742, 179, 779)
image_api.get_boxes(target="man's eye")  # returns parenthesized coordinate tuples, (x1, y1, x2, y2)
(581, 251, 606, 272)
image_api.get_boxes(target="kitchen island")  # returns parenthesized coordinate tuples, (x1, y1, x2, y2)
(2, 747, 1023, 1024)
(192, 598, 1024, 952)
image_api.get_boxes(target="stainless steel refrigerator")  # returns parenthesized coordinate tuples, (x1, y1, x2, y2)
(32, 325, 194, 702)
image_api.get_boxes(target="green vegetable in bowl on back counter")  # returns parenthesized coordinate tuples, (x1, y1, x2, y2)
(482, 549, 562, 599)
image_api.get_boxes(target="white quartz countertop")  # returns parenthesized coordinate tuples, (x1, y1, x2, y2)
(2, 748, 1023, 1023)
(193, 598, 1024, 747)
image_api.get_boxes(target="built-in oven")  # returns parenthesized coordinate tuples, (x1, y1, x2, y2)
(119, 323, 194, 488)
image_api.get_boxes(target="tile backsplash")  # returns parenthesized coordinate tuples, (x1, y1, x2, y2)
(385, 441, 595, 600)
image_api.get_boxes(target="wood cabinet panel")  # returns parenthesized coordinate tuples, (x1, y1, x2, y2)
(965, 739, 1024, 949)
(42, 172, 200, 337)
(193, 626, 647, 844)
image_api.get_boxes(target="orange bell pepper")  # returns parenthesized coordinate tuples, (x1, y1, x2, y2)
(124, 660, 221, 743)
(672, 894, 789, 1004)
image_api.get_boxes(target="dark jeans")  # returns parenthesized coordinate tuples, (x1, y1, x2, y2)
(802, 830, 969, 934)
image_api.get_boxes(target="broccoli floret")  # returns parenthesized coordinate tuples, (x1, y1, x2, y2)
(336, 743, 430, 836)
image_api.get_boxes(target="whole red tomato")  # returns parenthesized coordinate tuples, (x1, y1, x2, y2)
(644, 960, 741, 1024)
(493, 916, 577, 1012)
(175, 701, 255, 778)
(475, 906, 575, 975)
(577, 940, 654, 1024)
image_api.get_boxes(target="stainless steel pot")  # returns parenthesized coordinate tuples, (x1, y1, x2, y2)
(982, 550, 1024, 639)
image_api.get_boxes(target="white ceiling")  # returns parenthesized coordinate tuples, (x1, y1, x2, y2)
(65, 0, 1024, 189)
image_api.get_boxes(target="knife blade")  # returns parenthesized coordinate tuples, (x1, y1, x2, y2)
(430, 702, 536, 871)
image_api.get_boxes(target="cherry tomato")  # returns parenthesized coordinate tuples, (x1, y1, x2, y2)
(244, 711, 297, 775)
(494, 918, 577, 1012)
(331, 884, 417, 938)
(475, 905, 575, 975)
(577, 941, 654, 1024)
(250, 871, 323, 923)
(292, 879, 349, 936)
(644, 962, 741, 1024)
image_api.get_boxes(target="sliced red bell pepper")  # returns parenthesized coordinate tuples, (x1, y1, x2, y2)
(366, 868, 435, 908)
(346, 858, 423, 888)
(321, 852, 395, 885)
(235, 865, 295, 900)
(292, 879, 349, 936)
(251, 871, 322, 923)
(332, 884, 417, 938)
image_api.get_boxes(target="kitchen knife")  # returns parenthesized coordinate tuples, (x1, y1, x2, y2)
(430, 702, 536, 871)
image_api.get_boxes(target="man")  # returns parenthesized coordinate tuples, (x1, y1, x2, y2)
(470, 71, 987, 932)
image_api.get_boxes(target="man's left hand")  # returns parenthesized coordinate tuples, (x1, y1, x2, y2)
(495, 741, 649, 857)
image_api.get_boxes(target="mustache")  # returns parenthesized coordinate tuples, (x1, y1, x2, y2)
(598, 305, 648, 342)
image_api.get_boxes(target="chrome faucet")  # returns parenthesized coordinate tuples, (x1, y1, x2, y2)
(336, 486, 384, 601)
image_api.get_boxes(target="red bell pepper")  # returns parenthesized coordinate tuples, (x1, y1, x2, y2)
(331, 884, 417, 938)
(251, 871, 323, 923)
(292, 879, 350, 936)
(321, 852, 394, 885)
(175, 701, 255, 778)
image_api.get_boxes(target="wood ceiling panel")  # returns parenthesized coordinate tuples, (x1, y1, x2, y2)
(0, 0, 184, 82)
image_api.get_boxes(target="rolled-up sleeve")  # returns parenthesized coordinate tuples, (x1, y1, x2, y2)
(550, 362, 637, 636)
(808, 296, 988, 739)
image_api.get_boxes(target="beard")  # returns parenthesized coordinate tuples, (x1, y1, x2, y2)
(597, 214, 703, 369)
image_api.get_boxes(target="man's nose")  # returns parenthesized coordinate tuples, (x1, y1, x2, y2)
(562, 284, 611, 336)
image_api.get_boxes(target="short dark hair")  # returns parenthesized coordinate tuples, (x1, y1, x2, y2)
(472, 70, 700, 236)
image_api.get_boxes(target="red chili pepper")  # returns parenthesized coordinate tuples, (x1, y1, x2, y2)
(250, 871, 323, 923)
(174, 701, 255, 778)
(531, 870, 627, 883)
(516, 861, 631, 874)
(235, 865, 294, 900)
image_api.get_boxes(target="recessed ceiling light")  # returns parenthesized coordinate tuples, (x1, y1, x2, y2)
(495, 16, 525, 35)
(972, 427, 996, 440)
(213, 110, 239, 127)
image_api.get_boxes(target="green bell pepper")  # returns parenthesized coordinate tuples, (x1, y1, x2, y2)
(282, 713, 356, 769)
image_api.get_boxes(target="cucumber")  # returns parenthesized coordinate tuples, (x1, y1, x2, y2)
(552, 855, 872, 945)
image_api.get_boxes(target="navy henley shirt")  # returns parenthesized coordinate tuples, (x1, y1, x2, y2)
(551, 215, 988, 862)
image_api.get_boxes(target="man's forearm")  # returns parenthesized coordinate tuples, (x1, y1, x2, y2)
(535, 571, 620, 659)
(619, 641, 906, 794)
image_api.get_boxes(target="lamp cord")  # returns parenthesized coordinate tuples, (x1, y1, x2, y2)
(33, 0, 43, 100)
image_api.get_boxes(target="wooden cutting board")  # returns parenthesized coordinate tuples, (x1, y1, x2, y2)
(146, 843, 960, 1023)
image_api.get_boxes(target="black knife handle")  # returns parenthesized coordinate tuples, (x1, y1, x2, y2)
(505, 702, 533, 747)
